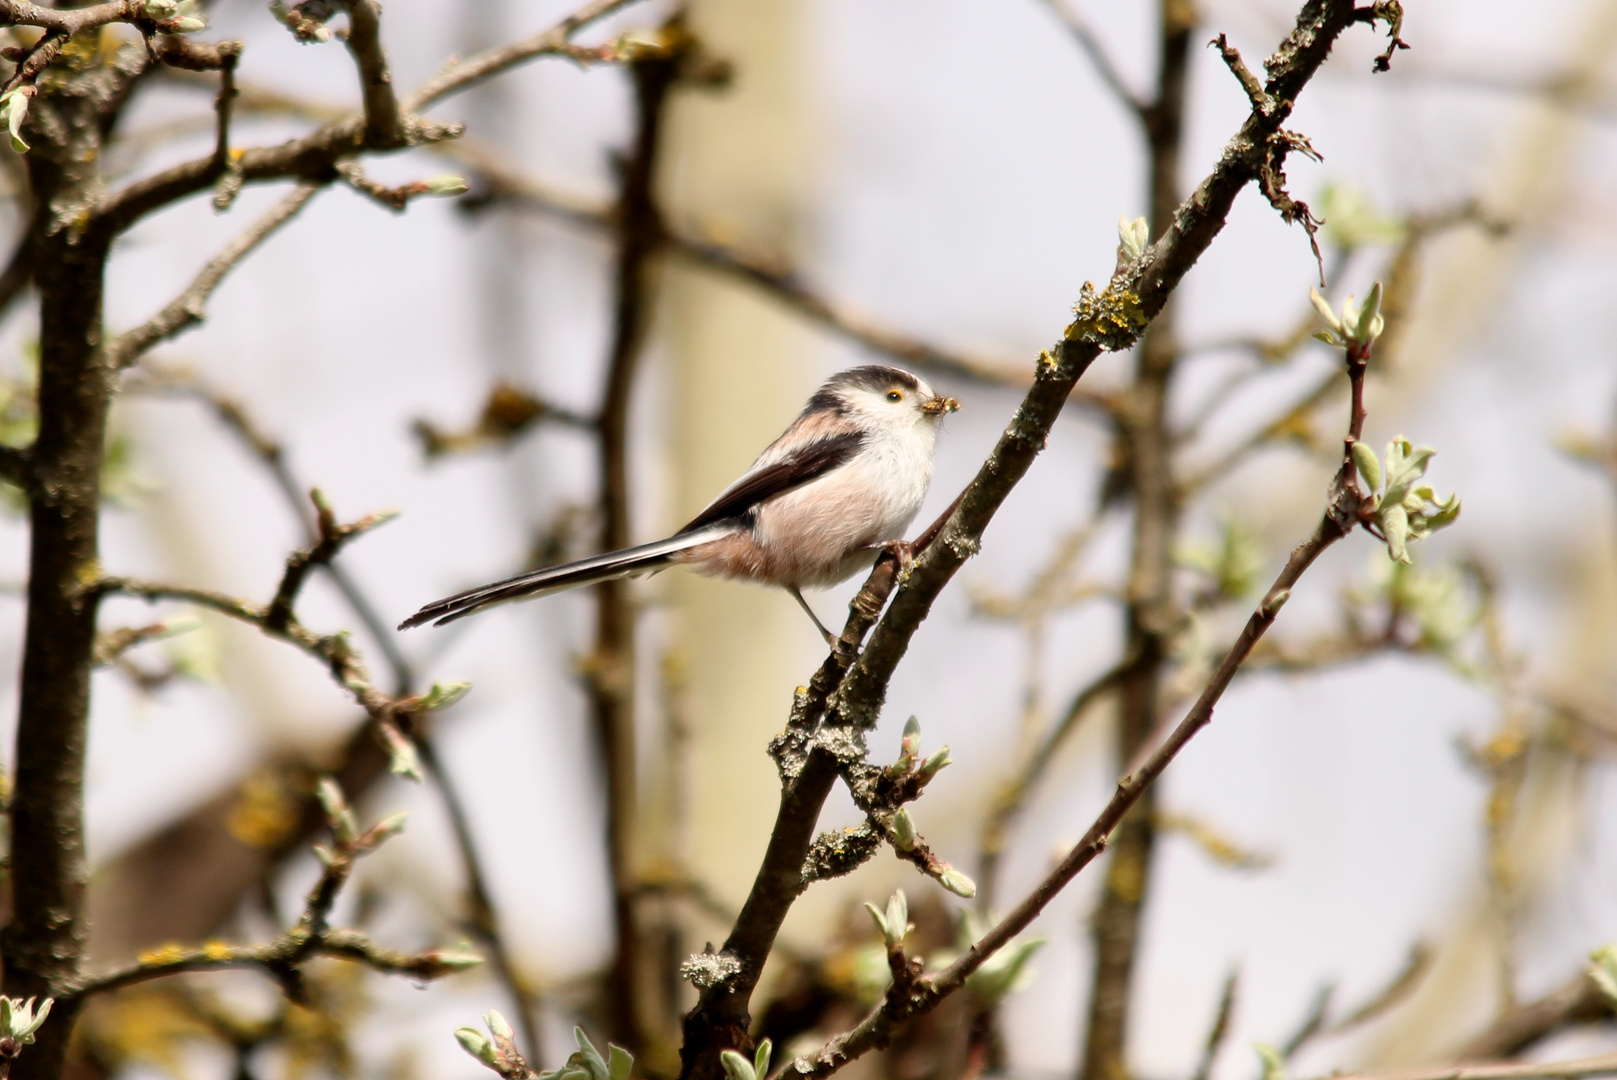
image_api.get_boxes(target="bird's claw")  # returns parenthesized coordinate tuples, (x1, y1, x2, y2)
(877, 539, 916, 581)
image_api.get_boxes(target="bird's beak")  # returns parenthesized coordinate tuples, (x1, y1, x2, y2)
(922, 395, 960, 416)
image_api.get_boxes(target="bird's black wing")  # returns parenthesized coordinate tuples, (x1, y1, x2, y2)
(680, 430, 864, 533)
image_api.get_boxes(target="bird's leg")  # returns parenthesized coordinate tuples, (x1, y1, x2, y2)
(788, 585, 837, 646)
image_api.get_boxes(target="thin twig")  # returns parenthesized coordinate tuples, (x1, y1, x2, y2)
(589, 29, 685, 1050)
(90, 0, 643, 237)
(1318, 1052, 1617, 1080)
(453, 141, 1037, 392)
(977, 659, 1127, 901)
(1191, 968, 1240, 1080)
(67, 799, 474, 1002)
(402, 0, 644, 112)
(341, 0, 405, 148)
(1451, 970, 1605, 1061)
(105, 182, 322, 368)
(1038, 0, 1149, 119)
(415, 739, 546, 1064)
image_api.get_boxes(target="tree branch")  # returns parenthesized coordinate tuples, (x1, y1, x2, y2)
(679, 5, 1366, 1077)
(977, 658, 1127, 904)
(105, 181, 322, 368)
(401, 0, 644, 112)
(452, 141, 1043, 392)
(340, 0, 405, 148)
(1037, 0, 1149, 119)
(86, 0, 642, 237)
(589, 27, 687, 1050)
(1319, 1052, 1617, 1080)
(66, 792, 475, 1003)
(780, 325, 1371, 1080)
(1451, 970, 1607, 1061)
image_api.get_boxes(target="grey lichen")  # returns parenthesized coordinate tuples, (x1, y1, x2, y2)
(810, 724, 870, 762)
(679, 949, 743, 990)
(801, 822, 882, 885)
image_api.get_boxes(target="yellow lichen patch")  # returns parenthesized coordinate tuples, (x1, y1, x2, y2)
(227, 768, 300, 849)
(137, 943, 193, 966)
(202, 940, 234, 961)
(1064, 281, 1149, 352)
(79, 987, 215, 1080)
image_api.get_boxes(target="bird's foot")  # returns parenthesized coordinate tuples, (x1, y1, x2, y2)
(869, 538, 917, 580)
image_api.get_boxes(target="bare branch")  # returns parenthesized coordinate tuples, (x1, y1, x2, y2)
(1191, 968, 1240, 1080)
(1318, 1052, 1617, 1080)
(1037, 0, 1149, 119)
(105, 181, 321, 368)
(208, 43, 240, 176)
(99, 560, 395, 722)
(341, 0, 405, 148)
(977, 659, 1127, 896)
(411, 382, 597, 460)
(262, 492, 396, 633)
(0, 443, 28, 490)
(686, 6, 1368, 1076)
(454, 141, 1043, 393)
(123, 364, 416, 692)
(0, 1, 132, 36)
(401, 0, 645, 112)
(66, 797, 475, 1002)
(89, 0, 639, 236)
(1451, 970, 1606, 1061)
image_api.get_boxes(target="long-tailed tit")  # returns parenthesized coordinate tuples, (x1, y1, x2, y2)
(399, 365, 960, 639)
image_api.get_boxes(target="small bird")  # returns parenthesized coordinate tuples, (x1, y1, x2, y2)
(398, 365, 959, 639)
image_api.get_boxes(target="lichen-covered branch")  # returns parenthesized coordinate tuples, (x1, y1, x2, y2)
(779, 286, 1378, 1080)
(90, 0, 643, 237)
(678, 7, 1369, 1077)
(67, 786, 476, 1002)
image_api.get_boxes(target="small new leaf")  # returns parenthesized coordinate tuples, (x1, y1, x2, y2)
(456, 1027, 499, 1068)
(1352, 440, 1382, 494)
(938, 865, 977, 898)
(890, 808, 917, 850)
(1254, 1043, 1287, 1080)
(418, 679, 471, 711)
(1590, 945, 1617, 1010)
(573, 1028, 608, 1080)
(1118, 215, 1150, 261)
(753, 1038, 773, 1080)
(920, 744, 953, 777)
(2, 89, 29, 154)
(965, 935, 1045, 1002)
(0, 996, 51, 1044)
(720, 1050, 757, 1080)
(1311, 282, 1385, 347)
(608, 1044, 634, 1080)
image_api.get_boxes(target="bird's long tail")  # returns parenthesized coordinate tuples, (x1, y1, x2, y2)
(398, 522, 737, 629)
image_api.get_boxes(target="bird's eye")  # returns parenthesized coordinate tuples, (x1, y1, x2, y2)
(886, 390, 904, 402)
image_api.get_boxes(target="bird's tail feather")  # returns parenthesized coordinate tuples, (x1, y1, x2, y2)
(399, 523, 736, 629)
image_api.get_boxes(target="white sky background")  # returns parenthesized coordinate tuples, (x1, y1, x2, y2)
(0, 0, 1615, 1078)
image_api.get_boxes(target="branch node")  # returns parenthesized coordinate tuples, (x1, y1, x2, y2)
(1211, 34, 1272, 114)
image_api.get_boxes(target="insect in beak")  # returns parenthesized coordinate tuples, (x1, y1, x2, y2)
(922, 395, 961, 416)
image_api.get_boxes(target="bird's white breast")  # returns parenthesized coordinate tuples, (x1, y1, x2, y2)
(744, 417, 938, 587)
